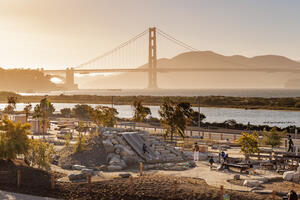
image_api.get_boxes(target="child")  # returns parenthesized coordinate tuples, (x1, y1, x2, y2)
(209, 157, 214, 169)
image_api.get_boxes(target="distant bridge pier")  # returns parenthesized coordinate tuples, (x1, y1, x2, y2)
(148, 27, 158, 89)
(65, 68, 78, 90)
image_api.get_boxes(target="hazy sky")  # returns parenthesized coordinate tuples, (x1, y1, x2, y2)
(1, 0, 300, 69)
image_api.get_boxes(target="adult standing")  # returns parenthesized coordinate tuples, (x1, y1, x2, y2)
(193, 142, 200, 161)
(288, 135, 294, 152)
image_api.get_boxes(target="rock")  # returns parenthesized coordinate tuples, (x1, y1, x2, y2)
(107, 153, 120, 162)
(68, 173, 87, 182)
(120, 146, 135, 157)
(72, 165, 86, 170)
(243, 180, 261, 188)
(255, 177, 269, 183)
(217, 165, 223, 171)
(283, 171, 295, 181)
(109, 156, 122, 165)
(119, 173, 131, 178)
(122, 155, 139, 166)
(292, 172, 300, 182)
(111, 138, 118, 145)
(81, 168, 94, 175)
(103, 139, 114, 153)
(250, 187, 263, 192)
(234, 175, 240, 180)
(251, 190, 273, 194)
(107, 165, 122, 171)
(97, 165, 108, 171)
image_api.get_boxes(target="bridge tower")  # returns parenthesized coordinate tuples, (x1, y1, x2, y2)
(65, 68, 78, 90)
(148, 27, 158, 89)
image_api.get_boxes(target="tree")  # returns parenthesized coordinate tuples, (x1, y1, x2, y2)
(89, 106, 118, 127)
(26, 139, 54, 170)
(4, 96, 18, 114)
(39, 97, 55, 134)
(61, 108, 72, 118)
(263, 127, 285, 148)
(158, 98, 194, 141)
(190, 111, 206, 126)
(0, 116, 31, 160)
(23, 103, 32, 122)
(72, 104, 92, 120)
(132, 100, 151, 122)
(33, 105, 42, 134)
(236, 131, 260, 159)
(74, 133, 86, 153)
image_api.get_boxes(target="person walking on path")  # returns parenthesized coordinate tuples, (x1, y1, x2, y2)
(193, 142, 200, 161)
(288, 190, 298, 200)
(288, 135, 294, 152)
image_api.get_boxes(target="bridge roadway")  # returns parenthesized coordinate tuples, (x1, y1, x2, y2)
(44, 67, 300, 74)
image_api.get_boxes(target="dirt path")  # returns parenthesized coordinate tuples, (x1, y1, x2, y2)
(157, 161, 281, 192)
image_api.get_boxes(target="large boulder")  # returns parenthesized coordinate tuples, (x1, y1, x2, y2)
(109, 156, 122, 165)
(81, 168, 94, 175)
(103, 139, 114, 153)
(243, 180, 261, 188)
(68, 173, 87, 182)
(283, 171, 295, 181)
(72, 165, 86, 170)
(120, 146, 135, 157)
(292, 172, 300, 182)
(107, 153, 120, 162)
(122, 155, 139, 166)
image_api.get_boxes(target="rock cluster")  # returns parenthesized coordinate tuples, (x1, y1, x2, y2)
(282, 164, 300, 182)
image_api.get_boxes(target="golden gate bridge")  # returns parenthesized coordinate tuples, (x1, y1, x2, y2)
(43, 27, 300, 90)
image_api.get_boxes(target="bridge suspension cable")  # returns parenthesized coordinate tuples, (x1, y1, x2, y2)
(156, 28, 199, 52)
(75, 29, 148, 69)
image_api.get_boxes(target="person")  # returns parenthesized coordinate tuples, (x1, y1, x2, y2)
(221, 151, 226, 163)
(142, 143, 148, 154)
(288, 135, 294, 152)
(288, 190, 298, 200)
(193, 142, 200, 161)
(247, 161, 256, 175)
(209, 156, 214, 169)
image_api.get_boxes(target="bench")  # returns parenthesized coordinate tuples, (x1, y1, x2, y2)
(224, 163, 249, 173)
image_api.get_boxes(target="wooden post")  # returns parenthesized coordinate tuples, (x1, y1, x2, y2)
(221, 133, 223, 140)
(272, 190, 276, 200)
(220, 185, 224, 200)
(209, 133, 212, 140)
(202, 131, 204, 138)
(17, 170, 21, 188)
(87, 174, 91, 191)
(234, 135, 236, 141)
(130, 176, 133, 194)
(285, 140, 287, 148)
(139, 162, 143, 176)
(51, 174, 55, 189)
(173, 180, 177, 199)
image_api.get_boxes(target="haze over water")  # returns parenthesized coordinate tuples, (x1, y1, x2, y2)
(19, 88, 300, 98)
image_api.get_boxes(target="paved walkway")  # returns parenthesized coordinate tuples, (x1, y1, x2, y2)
(0, 190, 56, 200)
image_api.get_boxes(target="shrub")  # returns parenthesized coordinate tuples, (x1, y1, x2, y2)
(26, 140, 55, 170)
(0, 116, 31, 160)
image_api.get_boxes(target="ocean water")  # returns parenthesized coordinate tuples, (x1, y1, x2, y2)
(7, 102, 300, 128)
(19, 88, 300, 98)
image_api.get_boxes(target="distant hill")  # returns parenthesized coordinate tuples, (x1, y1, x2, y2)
(0, 68, 60, 92)
(77, 51, 300, 89)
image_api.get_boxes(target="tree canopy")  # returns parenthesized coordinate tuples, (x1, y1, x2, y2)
(132, 99, 151, 122)
(0, 116, 31, 160)
(159, 98, 194, 141)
